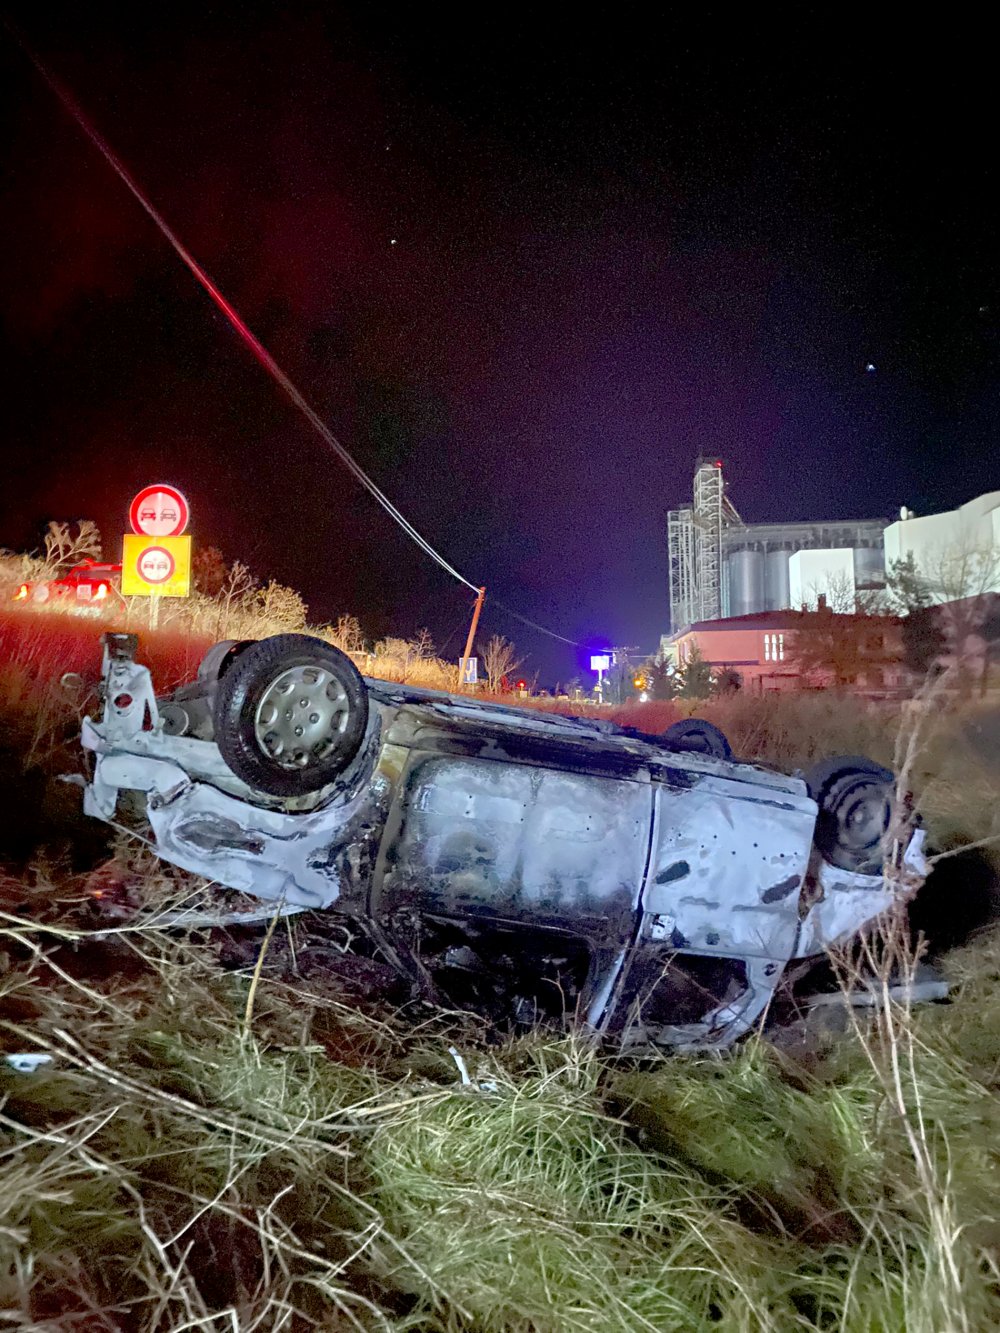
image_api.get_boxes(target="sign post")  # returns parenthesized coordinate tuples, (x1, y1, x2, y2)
(590, 653, 610, 702)
(123, 485, 192, 628)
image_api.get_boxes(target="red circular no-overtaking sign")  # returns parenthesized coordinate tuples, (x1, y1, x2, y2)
(129, 484, 190, 537)
(136, 545, 176, 585)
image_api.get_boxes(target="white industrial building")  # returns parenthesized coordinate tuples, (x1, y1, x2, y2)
(883, 492, 1000, 599)
(787, 548, 856, 611)
(667, 465, 1000, 632)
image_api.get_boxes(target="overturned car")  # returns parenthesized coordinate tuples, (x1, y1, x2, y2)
(79, 632, 926, 1049)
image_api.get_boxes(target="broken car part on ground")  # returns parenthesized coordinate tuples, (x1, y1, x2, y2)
(78, 632, 927, 1049)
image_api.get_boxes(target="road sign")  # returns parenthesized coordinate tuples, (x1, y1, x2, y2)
(122, 535, 192, 597)
(129, 484, 190, 537)
(461, 656, 478, 685)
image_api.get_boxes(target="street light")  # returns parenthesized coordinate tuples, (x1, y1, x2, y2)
(590, 654, 610, 703)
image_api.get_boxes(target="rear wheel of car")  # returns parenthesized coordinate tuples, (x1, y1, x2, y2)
(662, 718, 733, 760)
(806, 755, 894, 874)
(213, 635, 369, 796)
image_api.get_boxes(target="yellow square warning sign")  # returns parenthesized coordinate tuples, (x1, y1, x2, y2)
(121, 535, 192, 597)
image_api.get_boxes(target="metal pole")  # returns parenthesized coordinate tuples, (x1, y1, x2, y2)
(458, 586, 486, 690)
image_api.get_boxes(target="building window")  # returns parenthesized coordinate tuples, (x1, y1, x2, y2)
(763, 633, 785, 663)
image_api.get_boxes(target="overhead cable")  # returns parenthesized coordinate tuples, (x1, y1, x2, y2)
(14, 30, 478, 593)
(488, 597, 581, 647)
(14, 26, 589, 650)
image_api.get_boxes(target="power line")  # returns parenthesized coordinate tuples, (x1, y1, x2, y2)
(11, 25, 589, 652)
(11, 25, 478, 594)
(488, 597, 581, 647)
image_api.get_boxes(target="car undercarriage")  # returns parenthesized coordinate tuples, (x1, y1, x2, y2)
(78, 632, 929, 1050)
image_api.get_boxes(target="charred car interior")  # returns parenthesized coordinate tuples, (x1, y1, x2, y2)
(78, 632, 928, 1049)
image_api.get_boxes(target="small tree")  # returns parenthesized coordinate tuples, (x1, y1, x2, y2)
(326, 614, 365, 654)
(677, 644, 715, 699)
(884, 553, 933, 614)
(810, 570, 858, 614)
(605, 656, 637, 706)
(926, 544, 1000, 693)
(42, 520, 102, 571)
(412, 627, 436, 660)
(981, 604, 1000, 693)
(372, 636, 445, 683)
(215, 561, 258, 636)
(646, 659, 678, 701)
(257, 580, 308, 631)
(481, 634, 523, 693)
(791, 607, 897, 688)
(192, 545, 227, 596)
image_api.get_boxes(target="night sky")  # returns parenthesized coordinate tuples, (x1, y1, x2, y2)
(2, 8, 998, 679)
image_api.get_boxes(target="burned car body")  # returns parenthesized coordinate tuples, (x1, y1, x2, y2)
(80, 632, 926, 1049)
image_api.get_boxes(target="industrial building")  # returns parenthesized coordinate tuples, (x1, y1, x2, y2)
(667, 461, 887, 632)
(883, 491, 1000, 599)
(663, 471, 1000, 690)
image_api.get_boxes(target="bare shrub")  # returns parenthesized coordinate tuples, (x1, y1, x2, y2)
(0, 549, 48, 590)
(41, 519, 102, 570)
(481, 634, 523, 693)
(208, 561, 258, 638)
(325, 614, 366, 655)
(367, 636, 456, 689)
(412, 627, 435, 660)
(371, 637, 422, 683)
(255, 579, 308, 632)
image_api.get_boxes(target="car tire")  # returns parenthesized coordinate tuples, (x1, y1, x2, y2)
(662, 718, 733, 760)
(806, 755, 894, 874)
(213, 634, 369, 796)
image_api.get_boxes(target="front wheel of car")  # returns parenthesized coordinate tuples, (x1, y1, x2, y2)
(213, 635, 369, 796)
(662, 718, 732, 760)
(806, 755, 894, 874)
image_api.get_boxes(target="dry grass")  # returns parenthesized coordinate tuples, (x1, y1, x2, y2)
(4, 878, 1000, 1330)
(535, 687, 998, 854)
(1, 601, 1000, 1328)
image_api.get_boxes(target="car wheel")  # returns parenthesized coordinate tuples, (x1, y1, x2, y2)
(806, 755, 894, 874)
(213, 634, 369, 796)
(662, 718, 733, 760)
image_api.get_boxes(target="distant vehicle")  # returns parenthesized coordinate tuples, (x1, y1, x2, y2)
(14, 560, 122, 606)
(79, 632, 927, 1050)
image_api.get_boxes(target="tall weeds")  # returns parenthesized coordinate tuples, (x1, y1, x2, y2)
(2, 563, 1000, 1329)
(4, 898, 1000, 1330)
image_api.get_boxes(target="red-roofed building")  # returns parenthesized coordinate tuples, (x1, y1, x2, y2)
(664, 609, 912, 695)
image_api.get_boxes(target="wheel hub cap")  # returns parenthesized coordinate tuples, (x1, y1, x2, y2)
(832, 777, 889, 853)
(254, 666, 350, 770)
